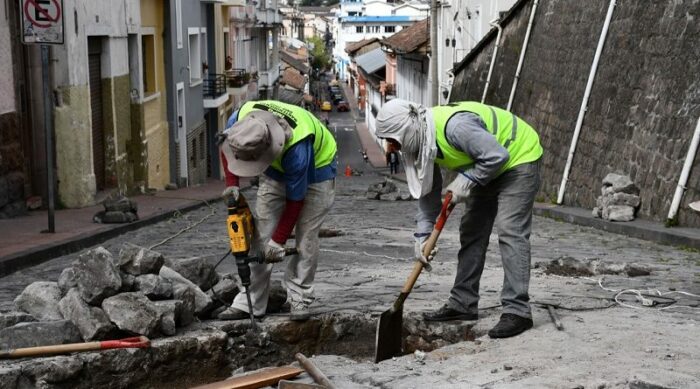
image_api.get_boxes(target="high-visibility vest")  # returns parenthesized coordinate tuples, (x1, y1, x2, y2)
(432, 102, 543, 173)
(238, 100, 337, 172)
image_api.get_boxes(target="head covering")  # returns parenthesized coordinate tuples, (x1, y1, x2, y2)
(375, 99, 437, 198)
(221, 110, 292, 177)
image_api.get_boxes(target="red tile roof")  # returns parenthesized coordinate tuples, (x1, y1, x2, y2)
(382, 18, 429, 54)
(345, 38, 380, 55)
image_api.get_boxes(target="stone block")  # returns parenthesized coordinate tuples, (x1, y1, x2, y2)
(603, 205, 635, 222)
(0, 321, 81, 349)
(379, 191, 402, 201)
(365, 191, 380, 200)
(93, 210, 138, 223)
(602, 173, 640, 195)
(118, 243, 165, 275)
(152, 301, 178, 336)
(120, 271, 136, 292)
(101, 292, 160, 336)
(14, 281, 64, 321)
(0, 312, 36, 331)
(103, 194, 138, 213)
(592, 207, 601, 218)
(72, 247, 122, 305)
(609, 192, 640, 207)
(58, 288, 115, 340)
(175, 287, 196, 326)
(165, 257, 219, 291)
(135, 274, 173, 300)
(58, 267, 78, 295)
(159, 266, 213, 317)
(206, 277, 239, 306)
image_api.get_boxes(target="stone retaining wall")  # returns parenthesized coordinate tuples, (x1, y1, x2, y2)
(451, 0, 700, 227)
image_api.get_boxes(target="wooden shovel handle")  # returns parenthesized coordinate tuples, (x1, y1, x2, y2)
(0, 336, 150, 359)
(401, 192, 456, 294)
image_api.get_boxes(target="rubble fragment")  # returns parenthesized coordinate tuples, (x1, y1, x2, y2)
(14, 281, 64, 321)
(159, 265, 213, 316)
(165, 256, 219, 291)
(0, 321, 81, 349)
(101, 292, 161, 337)
(0, 312, 36, 331)
(537, 256, 651, 277)
(593, 173, 640, 221)
(72, 247, 122, 305)
(118, 243, 165, 275)
(58, 288, 115, 340)
(135, 274, 173, 300)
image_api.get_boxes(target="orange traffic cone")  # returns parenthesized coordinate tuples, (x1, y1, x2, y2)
(345, 164, 352, 177)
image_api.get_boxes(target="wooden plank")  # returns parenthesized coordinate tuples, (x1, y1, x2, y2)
(191, 366, 304, 389)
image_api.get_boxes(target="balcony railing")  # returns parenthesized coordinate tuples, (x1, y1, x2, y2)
(203, 74, 227, 98)
(226, 68, 251, 88)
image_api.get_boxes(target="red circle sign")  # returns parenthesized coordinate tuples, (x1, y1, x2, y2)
(24, 0, 62, 28)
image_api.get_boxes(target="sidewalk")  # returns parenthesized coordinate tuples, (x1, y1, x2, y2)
(0, 179, 243, 277)
(341, 82, 386, 169)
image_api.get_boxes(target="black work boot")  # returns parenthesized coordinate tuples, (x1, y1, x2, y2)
(423, 304, 478, 322)
(488, 313, 533, 338)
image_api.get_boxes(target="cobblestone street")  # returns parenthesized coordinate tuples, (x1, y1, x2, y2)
(1, 173, 699, 387)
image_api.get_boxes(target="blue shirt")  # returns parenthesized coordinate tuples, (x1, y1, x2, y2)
(226, 111, 336, 201)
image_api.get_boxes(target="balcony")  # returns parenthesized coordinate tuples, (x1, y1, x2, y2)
(201, 0, 245, 4)
(226, 68, 251, 94)
(203, 74, 228, 108)
(254, 7, 282, 26)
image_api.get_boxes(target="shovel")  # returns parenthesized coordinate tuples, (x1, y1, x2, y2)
(375, 192, 456, 363)
(0, 336, 150, 358)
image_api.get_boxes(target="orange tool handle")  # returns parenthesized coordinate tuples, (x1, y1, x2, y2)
(100, 336, 151, 350)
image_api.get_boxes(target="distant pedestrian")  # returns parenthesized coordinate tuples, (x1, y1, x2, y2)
(389, 151, 399, 174)
(361, 149, 369, 164)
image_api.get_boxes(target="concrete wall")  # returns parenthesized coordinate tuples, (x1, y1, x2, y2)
(0, 4, 14, 115)
(450, 0, 700, 227)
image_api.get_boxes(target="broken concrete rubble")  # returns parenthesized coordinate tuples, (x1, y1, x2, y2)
(0, 321, 81, 349)
(72, 247, 122, 305)
(0, 312, 35, 331)
(366, 178, 414, 201)
(93, 194, 139, 224)
(118, 243, 165, 275)
(57, 267, 77, 294)
(593, 173, 640, 221)
(537, 256, 651, 277)
(207, 276, 240, 306)
(159, 265, 213, 316)
(58, 289, 115, 341)
(135, 274, 173, 300)
(165, 256, 219, 291)
(13, 281, 63, 321)
(101, 292, 160, 337)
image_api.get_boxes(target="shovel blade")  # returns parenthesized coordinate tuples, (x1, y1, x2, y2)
(374, 306, 403, 363)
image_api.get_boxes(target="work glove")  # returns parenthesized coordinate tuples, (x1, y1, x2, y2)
(445, 174, 477, 204)
(414, 235, 437, 272)
(262, 240, 285, 264)
(221, 186, 240, 200)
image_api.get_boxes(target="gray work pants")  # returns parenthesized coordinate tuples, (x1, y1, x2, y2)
(231, 175, 335, 316)
(447, 160, 541, 319)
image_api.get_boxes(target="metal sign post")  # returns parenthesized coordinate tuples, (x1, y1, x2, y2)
(20, 0, 64, 233)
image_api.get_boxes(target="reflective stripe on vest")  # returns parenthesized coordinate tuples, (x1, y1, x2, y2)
(432, 102, 543, 173)
(237, 100, 337, 173)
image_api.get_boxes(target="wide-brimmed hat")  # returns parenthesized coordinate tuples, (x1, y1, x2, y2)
(221, 110, 292, 177)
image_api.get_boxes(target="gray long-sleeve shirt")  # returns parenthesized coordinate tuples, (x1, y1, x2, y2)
(416, 112, 509, 235)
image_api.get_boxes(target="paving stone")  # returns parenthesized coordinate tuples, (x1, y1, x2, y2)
(135, 274, 173, 300)
(117, 243, 165, 275)
(72, 247, 122, 305)
(0, 320, 81, 349)
(101, 292, 160, 337)
(0, 311, 36, 331)
(58, 288, 115, 340)
(159, 266, 213, 317)
(13, 281, 63, 321)
(165, 257, 219, 291)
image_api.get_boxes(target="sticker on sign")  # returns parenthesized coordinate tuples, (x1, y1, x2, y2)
(21, 0, 64, 45)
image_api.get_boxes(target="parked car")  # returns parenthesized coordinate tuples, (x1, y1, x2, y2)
(337, 101, 349, 112)
(321, 101, 332, 111)
(331, 93, 343, 104)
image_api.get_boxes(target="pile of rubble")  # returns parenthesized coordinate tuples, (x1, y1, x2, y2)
(0, 244, 267, 349)
(366, 178, 413, 201)
(592, 173, 640, 222)
(92, 194, 139, 224)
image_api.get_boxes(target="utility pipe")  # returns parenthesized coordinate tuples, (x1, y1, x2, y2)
(557, 0, 617, 204)
(430, 0, 439, 105)
(506, 0, 539, 111)
(482, 18, 503, 103)
(667, 116, 700, 222)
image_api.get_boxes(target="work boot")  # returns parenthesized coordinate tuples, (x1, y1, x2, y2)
(289, 301, 312, 322)
(217, 307, 264, 320)
(423, 304, 478, 322)
(488, 313, 533, 338)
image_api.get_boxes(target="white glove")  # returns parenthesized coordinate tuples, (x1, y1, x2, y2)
(262, 239, 285, 264)
(221, 186, 240, 200)
(445, 174, 476, 204)
(414, 235, 437, 272)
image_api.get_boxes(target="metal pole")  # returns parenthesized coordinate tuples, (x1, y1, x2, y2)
(41, 45, 55, 233)
(430, 0, 438, 106)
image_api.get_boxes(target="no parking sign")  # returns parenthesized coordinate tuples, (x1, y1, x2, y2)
(20, 0, 64, 44)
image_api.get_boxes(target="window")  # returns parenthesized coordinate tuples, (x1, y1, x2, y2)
(384, 25, 395, 33)
(355, 26, 364, 33)
(188, 28, 202, 85)
(200, 28, 208, 76)
(223, 30, 230, 69)
(369, 26, 379, 33)
(348, 11, 358, 16)
(175, 0, 182, 48)
(141, 33, 157, 96)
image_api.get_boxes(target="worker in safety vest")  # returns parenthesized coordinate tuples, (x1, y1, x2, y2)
(375, 99, 543, 338)
(219, 100, 337, 321)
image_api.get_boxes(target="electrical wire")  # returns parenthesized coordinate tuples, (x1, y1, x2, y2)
(582, 276, 700, 312)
